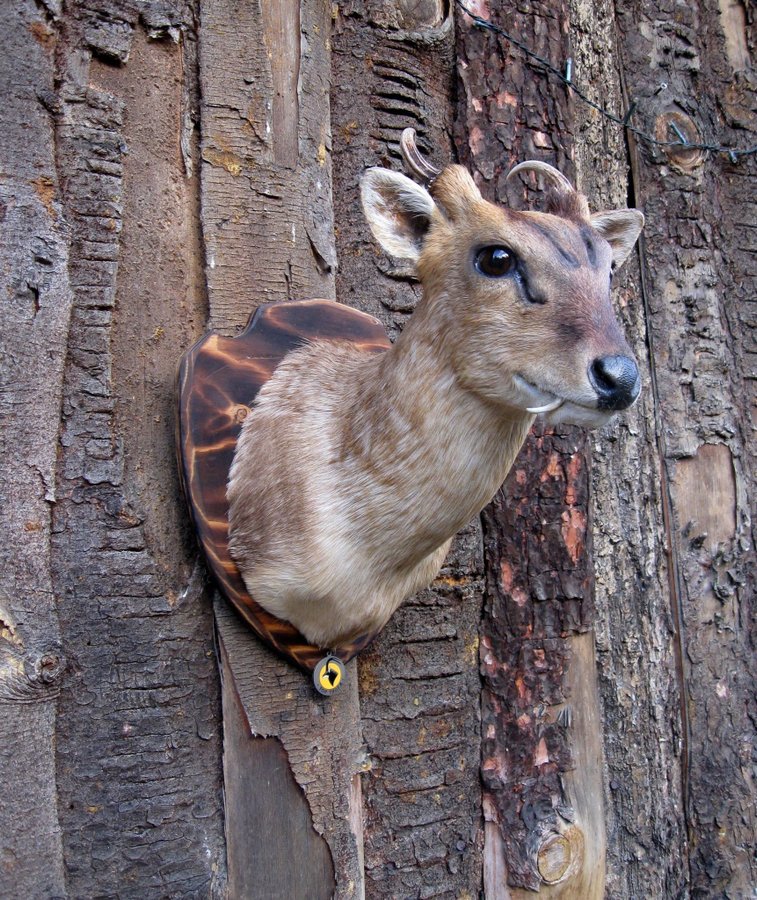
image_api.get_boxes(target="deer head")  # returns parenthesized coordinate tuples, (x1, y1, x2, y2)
(361, 131, 644, 428)
(225, 132, 647, 651)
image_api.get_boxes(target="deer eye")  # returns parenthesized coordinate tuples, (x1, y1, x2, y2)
(475, 246, 516, 278)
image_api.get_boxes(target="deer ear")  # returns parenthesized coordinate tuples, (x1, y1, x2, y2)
(361, 168, 437, 262)
(590, 208, 645, 268)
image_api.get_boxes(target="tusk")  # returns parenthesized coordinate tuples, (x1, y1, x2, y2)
(400, 128, 440, 183)
(506, 160, 575, 195)
(526, 397, 563, 414)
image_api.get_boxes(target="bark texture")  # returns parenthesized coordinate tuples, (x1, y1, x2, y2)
(0, 3, 71, 894)
(198, 1, 364, 897)
(617, 2, 757, 895)
(332, 4, 485, 898)
(49, 4, 226, 894)
(455, 4, 616, 895)
(1, 0, 755, 897)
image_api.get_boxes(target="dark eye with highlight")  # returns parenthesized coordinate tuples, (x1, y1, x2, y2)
(475, 246, 516, 278)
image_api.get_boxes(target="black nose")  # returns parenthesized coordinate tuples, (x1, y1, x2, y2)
(588, 355, 640, 410)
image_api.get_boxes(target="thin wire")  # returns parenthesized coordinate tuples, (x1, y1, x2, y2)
(455, 0, 757, 161)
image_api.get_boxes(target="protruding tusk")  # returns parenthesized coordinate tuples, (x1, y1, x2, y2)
(526, 397, 564, 414)
(506, 160, 575, 195)
(400, 128, 440, 183)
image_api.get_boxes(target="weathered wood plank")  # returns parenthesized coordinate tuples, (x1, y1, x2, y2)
(198, 1, 365, 896)
(331, 4, 486, 898)
(0, 3, 70, 893)
(199, 0, 335, 332)
(50, 13, 226, 895)
(567, 1, 690, 896)
(617, 0, 757, 893)
(219, 631, 335, 899)
(456, 5, 607, 895)
(455, 1, 685, 895)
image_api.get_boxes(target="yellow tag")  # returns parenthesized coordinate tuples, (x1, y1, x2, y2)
(314, 656, 344, 695)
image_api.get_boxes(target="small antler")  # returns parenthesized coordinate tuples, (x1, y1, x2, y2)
(506, 160, 590, 219)
(400, 128, 440, 183)
(505, 160, 575, 194)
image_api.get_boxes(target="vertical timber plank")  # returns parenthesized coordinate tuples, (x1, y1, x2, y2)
(332, 4, 487, 898)
(455, 2, 684, 897)
(0, 2, 69, 893)
(198, 1, 364, 897)
(568, 2, 689, 897)
(456, 5, 606, 895)
(617, 0, 757, 894)
(51, 6, 227, 895)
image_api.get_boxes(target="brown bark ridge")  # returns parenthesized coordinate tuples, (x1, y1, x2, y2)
(455, 1, 685, 896)
(332, 3, 486, 898)
(566, 2, 690, 897)
(617, 1, 757, 895)
(198, 1, 365, 897)
(568, 1, 689, 896)
(45, 1, 228, 895)
(456, 4, 605, 895)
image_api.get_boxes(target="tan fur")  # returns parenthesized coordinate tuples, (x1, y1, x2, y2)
(228, 162, 644, 647)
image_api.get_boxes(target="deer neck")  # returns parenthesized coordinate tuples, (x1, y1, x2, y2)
(340, 296, 534, 561)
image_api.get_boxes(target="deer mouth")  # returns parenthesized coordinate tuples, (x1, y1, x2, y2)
(513, 375, 621, 429)
(513, 375, 565, 414)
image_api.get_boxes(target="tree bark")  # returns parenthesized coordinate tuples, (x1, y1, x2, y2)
(198, 1, 364, 896)
(332, 4, 486, 898)
(0, 3, 70, 894)
(1, 0, 754, 897)
(48, 4, 227, 894)
(616, 2, 757, 895)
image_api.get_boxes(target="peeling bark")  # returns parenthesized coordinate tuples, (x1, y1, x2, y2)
(49, 3, 226, 895)
(1, 0, 754, 896)
(0, 2, 70, 893)
(455, 4, 612, 894)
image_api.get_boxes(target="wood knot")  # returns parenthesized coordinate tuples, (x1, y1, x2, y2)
(35, 652, 64, 685)
(655, 111, 705, 172)
(536, 825, 584, 885)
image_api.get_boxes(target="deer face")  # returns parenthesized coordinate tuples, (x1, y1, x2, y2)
(361, 162, 644, 428)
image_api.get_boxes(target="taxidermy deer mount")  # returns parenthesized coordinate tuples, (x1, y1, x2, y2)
(221, 129, 644, 652)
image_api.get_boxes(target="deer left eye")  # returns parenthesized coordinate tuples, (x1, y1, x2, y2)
(475, 246, 516, 278)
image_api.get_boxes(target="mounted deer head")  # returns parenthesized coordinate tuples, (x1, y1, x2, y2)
(227, 131, 644, 648)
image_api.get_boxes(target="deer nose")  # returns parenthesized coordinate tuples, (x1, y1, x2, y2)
(588, 355, 640, 410)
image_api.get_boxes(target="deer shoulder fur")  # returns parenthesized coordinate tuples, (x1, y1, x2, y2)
(228, 148, 644, 647)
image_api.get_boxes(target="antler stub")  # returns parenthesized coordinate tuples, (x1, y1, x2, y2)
(400, 128, 441, 183)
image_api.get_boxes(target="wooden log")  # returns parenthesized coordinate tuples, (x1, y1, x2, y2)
(617, 1, 757, 893)
(50, 17, 227, 894)
(569, 1, 689, 896)
(0, 3, 69, 893)
(198, 1, 366, 896)
(456, 5, 607, 894)
(331, 3, 487, 897)
(455, 1, 685, 895)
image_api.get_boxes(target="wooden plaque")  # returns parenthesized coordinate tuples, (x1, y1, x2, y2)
(177, 299, 391, 673)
